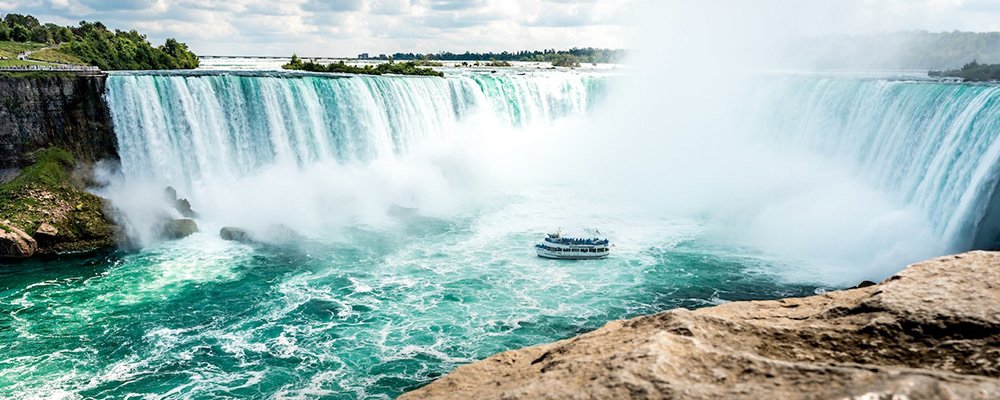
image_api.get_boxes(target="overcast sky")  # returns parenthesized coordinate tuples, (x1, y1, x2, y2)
(3, 0, 1000, 57)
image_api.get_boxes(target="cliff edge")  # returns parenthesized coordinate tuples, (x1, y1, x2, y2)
(0, 73, 117, 170)
(401, 251, 1000, 400)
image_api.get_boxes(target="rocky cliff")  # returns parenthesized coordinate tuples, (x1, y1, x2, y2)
(0, 73, 117, 170)
(402, 251, 1000, 400)
(0, 148, 117, 258)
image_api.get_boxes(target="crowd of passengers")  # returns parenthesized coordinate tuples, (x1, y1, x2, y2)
(544, 237, 610, 245)
(537, 244, 608, 252)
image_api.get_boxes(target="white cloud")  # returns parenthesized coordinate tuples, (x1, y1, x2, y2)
(2, 0, 1000, 56)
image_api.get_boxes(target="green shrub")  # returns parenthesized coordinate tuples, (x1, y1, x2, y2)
(283, 57, 444, 77)
(930, 60, 1000, 82)
(0, 14, 199, 70)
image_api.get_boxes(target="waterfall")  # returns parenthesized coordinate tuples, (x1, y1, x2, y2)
(101, 70, 607, 244)
(104, 71, 606, 190)
(103, 70, 1000, 254)
(748, 76, 1000, 250)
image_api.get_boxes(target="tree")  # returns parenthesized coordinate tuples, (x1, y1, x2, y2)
(44, 23, 72, 43)
(288, 53, 303, 68)
(10, 23, 29, 42)
(30, 25, 50, 43)
(4, 13, 40, 30)
(0, 23, 9, 41)
(160, 38, 198, 68)
(55, 26, 73, 43)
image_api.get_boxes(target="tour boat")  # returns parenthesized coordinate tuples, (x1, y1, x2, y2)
(535, 231, 611, 259)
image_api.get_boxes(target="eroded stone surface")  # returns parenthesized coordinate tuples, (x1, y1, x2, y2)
(402, 251, 1000, 400)
(0, 220, 36, 258)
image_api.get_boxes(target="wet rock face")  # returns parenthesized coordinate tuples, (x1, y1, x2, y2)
(0, 75, 117, 169)
(219, 227, 252, 242)
(163, 186, 199, 219)
(401, 251, 1000, 400)
(162, 218, 198, 239)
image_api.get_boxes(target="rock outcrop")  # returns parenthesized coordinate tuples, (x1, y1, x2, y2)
(164, 186, 199, 219)
(162, 218, 198, 239)
(0, 148, 117, 258)
(402, 251, 1000, 400)
(0, 220, 37, 258)
(220, 227, 253, 242)
(219, 225, 306, 246)
(0, 74, 117, 170)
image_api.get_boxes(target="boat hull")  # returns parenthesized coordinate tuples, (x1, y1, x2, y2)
(535, 247, 609, 260)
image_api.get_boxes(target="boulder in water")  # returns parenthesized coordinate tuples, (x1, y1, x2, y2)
(162, 218, 199, 239)
(0, 220, 37, 258)
(220, 227, 253, 242)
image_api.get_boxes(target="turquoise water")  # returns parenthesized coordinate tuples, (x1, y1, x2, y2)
(5, 70, 1000, 398)
(749, 76, 1000, 249)
(0, 201, 822, 398)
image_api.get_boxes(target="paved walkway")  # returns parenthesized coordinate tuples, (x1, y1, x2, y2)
(17, 44, 56, 61)
(8, 45, 101, 73)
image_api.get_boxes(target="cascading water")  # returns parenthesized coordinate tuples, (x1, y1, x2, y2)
(105, 71, 604, 190)
(748, 76, 1000, 251)
(99, 70, 608, 245)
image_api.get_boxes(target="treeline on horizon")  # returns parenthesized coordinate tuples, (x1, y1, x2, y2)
(365, 47, 625, 65)
(0, 13, 198, 70)
(283, 54, 443, 77)
(930, 60, 1000, 82)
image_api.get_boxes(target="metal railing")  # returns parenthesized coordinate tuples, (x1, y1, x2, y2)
(0, 64, 101, 72)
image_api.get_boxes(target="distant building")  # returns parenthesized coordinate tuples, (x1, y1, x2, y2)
(357, 53, 369, 59)
(378, 54, 387, 60)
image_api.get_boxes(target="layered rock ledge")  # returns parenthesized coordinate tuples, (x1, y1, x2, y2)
(401, 251, 1000, 400)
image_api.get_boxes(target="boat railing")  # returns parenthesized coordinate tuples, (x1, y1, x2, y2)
(543, 237, 609, 246)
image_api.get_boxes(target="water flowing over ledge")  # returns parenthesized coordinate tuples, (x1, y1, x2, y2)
(104, 71, 607, 190)
(749, 77, 1000, 251)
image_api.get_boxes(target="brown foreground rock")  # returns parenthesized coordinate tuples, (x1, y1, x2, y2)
(0, 220, 37, 258)
(401, 251, 1000, 400)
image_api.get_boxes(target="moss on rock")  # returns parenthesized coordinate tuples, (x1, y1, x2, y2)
(0, 147, 116, 255)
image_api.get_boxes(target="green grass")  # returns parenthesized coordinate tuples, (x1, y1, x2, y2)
(28, 46, 85, 65)
(0, 59, 56, 67)
(1, 148, 77, 233)
(0, 148, 114, 251)
(0, 41, 46, 59)
(1, 148, 75, 194)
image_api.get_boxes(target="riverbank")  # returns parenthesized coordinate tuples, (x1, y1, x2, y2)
(0, 148, 117, 258)
(402, 251, 1000, 400)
